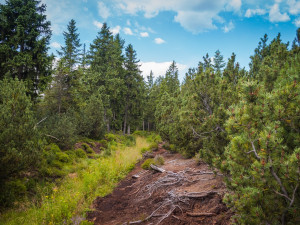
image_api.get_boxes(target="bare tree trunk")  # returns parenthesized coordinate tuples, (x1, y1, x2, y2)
(127, 124, 130, 135)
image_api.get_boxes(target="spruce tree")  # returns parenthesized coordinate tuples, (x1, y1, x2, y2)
(0, 0, 53, 99)
(123, 44, 144, 134)
(57, 19, 82, 71)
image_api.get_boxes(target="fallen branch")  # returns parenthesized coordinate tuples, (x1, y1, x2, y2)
(150, 164, 165, 173)
(187, 212, 216, 217)
(45, 134, 60, 141)
(182, 191, 218, 199)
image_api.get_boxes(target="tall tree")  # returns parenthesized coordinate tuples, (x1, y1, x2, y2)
(0, 0, 53, 99)
(57, 19, 82, 71)
(123, 44, 143, 134)
(88, 23, 124, 132)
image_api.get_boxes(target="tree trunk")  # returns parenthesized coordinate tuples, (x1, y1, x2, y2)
(127, 124, 130, 135)
(143, 120, 145, 131)
(148, 122, 150, 131)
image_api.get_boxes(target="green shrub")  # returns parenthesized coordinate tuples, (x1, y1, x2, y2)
(140, 147, 149, 154)
(123, 135, 136, 146)
(154, 155, 164, 165)
(162, 142, 170, 150)
(105, 133, 118, 142)
(141, 158, 155, 170)
(56, 152, 70, 163)
(98, 140, 108, 148)
(75, 148, 87, 158)
(146, 134, 162, 143)
(169, 144, 177, 153)
(81, 143, 94, 154)
(0, 78, 42, 207)
(148, 142, 158, 151)
(133, 130, 148, 137)
(40, 166, 66, 178)
(0, 179, 27, 207)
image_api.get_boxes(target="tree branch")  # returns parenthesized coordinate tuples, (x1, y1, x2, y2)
(246, 140, 261, 160)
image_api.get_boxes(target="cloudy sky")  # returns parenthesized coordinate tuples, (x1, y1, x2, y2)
(2, 0, 299, 79)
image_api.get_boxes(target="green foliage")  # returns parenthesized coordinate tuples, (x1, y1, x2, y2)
(140, 147, 149, 154)
(0, 78, 43, 207)
(154, 155, 165, 165)
(75, 149, 87, 158)
(142, 155, 165, 170)
(81, 143, 94, 154)
(141, 158, 155, 170)
(0, 0, 53, 99)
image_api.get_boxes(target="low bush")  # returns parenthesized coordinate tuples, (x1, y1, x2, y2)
(154, 155, 165, 165)
(81, 143, 94, 154)
(141, 158, 155, 170)
(74, 148, 87, 158)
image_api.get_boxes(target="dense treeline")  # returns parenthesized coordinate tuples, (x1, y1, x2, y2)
(0, 0, 299, 224)
(0, 0, 149, 208)
(152, 31, 300, 224)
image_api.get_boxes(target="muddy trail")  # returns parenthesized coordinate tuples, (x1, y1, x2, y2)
(87, 144, 233, 225)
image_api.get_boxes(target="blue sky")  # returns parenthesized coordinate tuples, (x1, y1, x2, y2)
(2, 0, 299, 80)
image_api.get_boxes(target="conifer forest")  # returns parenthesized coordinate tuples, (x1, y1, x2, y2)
(0, 0, 299, 224)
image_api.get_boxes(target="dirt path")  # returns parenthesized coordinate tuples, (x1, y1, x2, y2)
(87, 144, 233, 225)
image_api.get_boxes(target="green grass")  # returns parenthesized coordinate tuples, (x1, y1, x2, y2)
(0, 136, 151, 225)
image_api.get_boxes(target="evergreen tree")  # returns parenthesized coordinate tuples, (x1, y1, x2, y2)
(213, 50, 225, 73)
(88, 23, 125, 132)
(0, 0, 53, 99)
(57, 19, 82, 71)
(123, 44, 144, 134)
(0, 78, 42, 206)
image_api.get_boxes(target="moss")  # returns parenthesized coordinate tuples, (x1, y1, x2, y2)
(75, 148, 87, 158)
(141, 158, 155, 170)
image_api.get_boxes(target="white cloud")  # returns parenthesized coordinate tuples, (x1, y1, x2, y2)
(123, 27, 133, 35)
(227, 0, 242, 11)
(140, 61, 187, 79)
(111, 25, 121, 35)
(223, 21, 235, 33)
(126, 19, 131, 26)
(140, 32, 149, 37)
(269, 3, 290, 22)
(154, 38, 165, 44)
(245, 8, 266, 17)
(287, 0, 300, 15)
(112, 0, 244, 33)
(93, 20, 103, 29)
(50, 42, 61, 48)
(98, 1, 110, 19)
(294, 18, 300, 27)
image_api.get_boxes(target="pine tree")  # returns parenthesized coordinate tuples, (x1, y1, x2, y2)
(213, 50, 225, 73)
(0, 0, 53, 99)
(57, 19, 82, 71)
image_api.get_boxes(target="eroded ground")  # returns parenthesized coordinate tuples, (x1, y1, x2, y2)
(87, 144, 233, 225)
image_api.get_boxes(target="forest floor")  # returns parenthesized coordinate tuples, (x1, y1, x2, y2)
(87, 143, 233, 225)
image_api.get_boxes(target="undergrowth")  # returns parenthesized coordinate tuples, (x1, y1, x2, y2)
(0, 136, 152, 225)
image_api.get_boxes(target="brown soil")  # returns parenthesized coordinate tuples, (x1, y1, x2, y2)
(87, 144, 233, 225)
